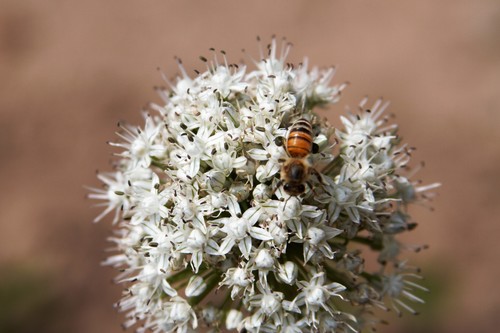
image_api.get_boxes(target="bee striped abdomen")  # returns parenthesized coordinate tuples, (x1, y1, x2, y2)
(287, 118, 313, 158)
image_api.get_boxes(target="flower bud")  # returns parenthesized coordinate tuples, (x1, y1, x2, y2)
(254, 248, 274, 270)
(277, 261, 298, 285)
(229, 181, 250, 202)
(252, 183, 272, 202)
(186, 229, 206, 250)
(307, 227, 326, 245)
(225, 309, 243, 330)
(185, 276, 207, 297)
(169, 299, 192, 322)
(205, 170, 226, 192)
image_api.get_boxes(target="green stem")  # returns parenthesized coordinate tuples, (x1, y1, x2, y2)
(221, 289, 233, 310)
(347, 236, 383, 251)
(151, 159, 168, 170)
(294, 259, 309, 282)
(167, 268, 193, 285)
(360, 271, 380, 283)
(323, 265, 357, 290)
(239, 200, 249, 212)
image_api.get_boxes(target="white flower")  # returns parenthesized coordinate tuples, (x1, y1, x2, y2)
(217, 206, 272, 259)
(202, 62, 247, 98)
(91, 37, 439, 333)
(293, 223, 343, 263)
(110, 114, 167, 168)
(129, 173, 169, 225)
(221, 264, 255, 299)
(246, 288, 285, 327)
(179, 227, 218, 273)
(201, 305, 221, 326)
(378, 261, 428, 316)
(185, 275, 207, 297)
(88, 171, 130, 223)
(226, 309, 243, 330)
(293, 272, 346, 327)
(276, 261, 298, 285)
(164, 296, 198, 332)
(293, 58, 345, 105)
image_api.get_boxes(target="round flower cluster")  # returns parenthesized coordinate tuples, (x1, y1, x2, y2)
(90, 39, 439, 333)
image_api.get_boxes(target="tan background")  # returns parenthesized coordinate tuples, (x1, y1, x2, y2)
(1, 1, 499, 332)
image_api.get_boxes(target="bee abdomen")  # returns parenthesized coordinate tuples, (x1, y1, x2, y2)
(287, 118, 313, 158)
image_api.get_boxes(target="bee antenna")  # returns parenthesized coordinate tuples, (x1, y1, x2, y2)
(272, 180, 283, 196)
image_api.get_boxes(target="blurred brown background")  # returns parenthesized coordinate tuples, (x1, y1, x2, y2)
(1, 1, 499, 332)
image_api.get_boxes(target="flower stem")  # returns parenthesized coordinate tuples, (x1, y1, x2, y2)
(348, 236, 383, 251)
(324, 265, 357, 290)
(167, 268, 194, 285)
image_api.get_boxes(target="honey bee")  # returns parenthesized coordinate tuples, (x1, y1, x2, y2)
(277, 118, 321, 196)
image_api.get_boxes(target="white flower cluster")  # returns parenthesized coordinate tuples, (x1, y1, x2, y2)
(90, 39, 439, 333)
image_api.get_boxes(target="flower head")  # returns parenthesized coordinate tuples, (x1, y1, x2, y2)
(91, 37, 439, 332)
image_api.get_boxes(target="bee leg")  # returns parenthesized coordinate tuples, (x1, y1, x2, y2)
(310, 168, 332, 195)
(310, 168, 326, 185)
(272, 179, 283, 196)
(307, 181, 319, 196)
(282, 195, 292, 211)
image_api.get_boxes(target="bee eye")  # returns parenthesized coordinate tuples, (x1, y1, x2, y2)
(312, 142, 319, 154)
(283, 183, 291, 191)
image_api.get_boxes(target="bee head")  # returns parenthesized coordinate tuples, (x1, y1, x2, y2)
(283, 183, 306, 196)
